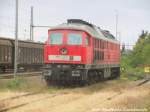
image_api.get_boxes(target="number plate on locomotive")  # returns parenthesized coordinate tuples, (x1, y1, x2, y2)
(49, 55, 70, 61)
(48, 55, 81, 61)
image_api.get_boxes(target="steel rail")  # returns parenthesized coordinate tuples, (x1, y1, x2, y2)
(0, 72, 42, 79)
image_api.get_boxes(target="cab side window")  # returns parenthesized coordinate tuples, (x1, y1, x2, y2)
(85, 37, 89, 46)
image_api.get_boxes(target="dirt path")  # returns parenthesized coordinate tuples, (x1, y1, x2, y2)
(0, 79, 150, 112)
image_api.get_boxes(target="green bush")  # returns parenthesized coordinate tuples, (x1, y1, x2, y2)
(121, 67, 144, 81)
(121, 31, 150, 81)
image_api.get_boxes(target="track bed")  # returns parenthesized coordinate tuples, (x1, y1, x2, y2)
(0, 78, 150, 112)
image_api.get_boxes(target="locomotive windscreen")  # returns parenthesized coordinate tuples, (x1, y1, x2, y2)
(49, 31, 83, 45)
(67, 33, 82, 45)
(50, 33, 63, 45)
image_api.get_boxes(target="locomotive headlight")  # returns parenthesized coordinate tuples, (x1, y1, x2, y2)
(72, 70, 80, 77)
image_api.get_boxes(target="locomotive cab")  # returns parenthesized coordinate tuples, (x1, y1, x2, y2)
(44, 29, 92, 64)
(43, 29, 92, 83)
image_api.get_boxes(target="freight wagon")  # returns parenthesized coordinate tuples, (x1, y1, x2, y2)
(0, 37, 44, 73)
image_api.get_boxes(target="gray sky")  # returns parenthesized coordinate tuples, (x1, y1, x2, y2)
(0, 0, 150, 47)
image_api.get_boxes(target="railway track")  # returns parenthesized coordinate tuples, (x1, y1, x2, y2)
(0, 71, 42, 79)
(0, 78, 149, 112)
(0, 92, 68, 112)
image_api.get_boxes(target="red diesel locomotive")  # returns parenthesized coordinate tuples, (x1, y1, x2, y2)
(43, 19, 120, 84)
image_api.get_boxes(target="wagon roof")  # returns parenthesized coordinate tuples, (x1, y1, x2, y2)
(0, 37, 44, 48)
(49, 23, 119, 44)
(0, 37, 13, 46)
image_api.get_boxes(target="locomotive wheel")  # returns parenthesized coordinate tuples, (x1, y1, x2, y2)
(117, 68, 120, 78)
(79, 70, 89, 86)
(44, 76, 56, 86)
(110, 68, 120, 79)
(87, 70, 95, 85)
(99, 70, 104, 81)
(94, 70, 100, 82)
(0, 68, 2, 73)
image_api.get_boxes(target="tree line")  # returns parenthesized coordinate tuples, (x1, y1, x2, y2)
(121, 30, 150, 70)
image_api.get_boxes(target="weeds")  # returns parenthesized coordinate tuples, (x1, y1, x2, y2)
(121, 67, 145, 81)
(6, 78, 24, 90)
(0, 76, 48, 92)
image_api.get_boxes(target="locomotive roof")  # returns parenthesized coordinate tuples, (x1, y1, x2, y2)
(49, 20, 119, 44)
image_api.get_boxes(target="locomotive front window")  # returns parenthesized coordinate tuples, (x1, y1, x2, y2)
(50, 33, 63, 45)
(67, 33, 82, 45)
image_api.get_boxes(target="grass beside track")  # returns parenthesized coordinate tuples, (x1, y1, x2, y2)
(0, 76, 47, 92)
(0, 73, 146, 92)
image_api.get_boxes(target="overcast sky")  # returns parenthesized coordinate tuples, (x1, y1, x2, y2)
(0, 0, 150, 47)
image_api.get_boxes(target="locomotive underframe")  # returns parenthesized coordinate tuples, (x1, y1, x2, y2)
(43, 63, 120, 85)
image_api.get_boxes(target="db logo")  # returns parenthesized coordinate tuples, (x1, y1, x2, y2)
(60, 48, 68, 55)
